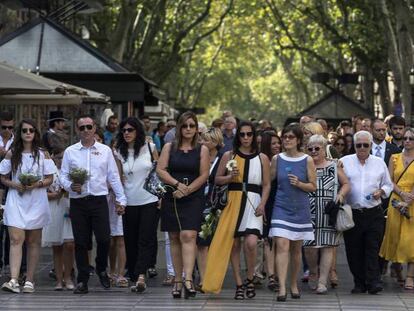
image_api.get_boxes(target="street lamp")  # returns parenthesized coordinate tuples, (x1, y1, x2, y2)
(410, 67, 414, 125)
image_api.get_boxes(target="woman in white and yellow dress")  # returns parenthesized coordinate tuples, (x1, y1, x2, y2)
(202, 121, 270, 300)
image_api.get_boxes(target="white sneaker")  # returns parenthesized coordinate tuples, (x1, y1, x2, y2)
(2, 279, 20, 293)
(22, 281, 35, 293)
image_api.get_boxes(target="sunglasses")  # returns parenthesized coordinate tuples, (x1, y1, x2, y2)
(181, 124, 196, 129)
(282, 134, 296, 140)
(355, 143, 370, 149)
(78, 124, 93, 131)
(1, 126, 13, 130)
(21, 128, 35, 134)
(239, 132, 253, 138)
(404, 136, 414, 141)
(121, 128, 135, 134)
(307, 146, 321, 152)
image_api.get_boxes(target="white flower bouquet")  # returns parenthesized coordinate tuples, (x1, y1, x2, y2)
(226, 159, 237, 172)
(18, 173, 41, 186)
(69, 168, 89, 185)
(198, 209, 222, 239)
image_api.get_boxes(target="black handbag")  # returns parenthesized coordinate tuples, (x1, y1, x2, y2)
(209, 184, 228, 210)
(143, 143, 167, 198)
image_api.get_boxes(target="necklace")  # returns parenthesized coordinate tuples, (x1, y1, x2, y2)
(403, 153, 414, 167)
(126, 152, 136, 176)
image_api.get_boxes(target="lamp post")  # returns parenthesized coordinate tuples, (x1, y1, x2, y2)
(410, 68, 414, 125)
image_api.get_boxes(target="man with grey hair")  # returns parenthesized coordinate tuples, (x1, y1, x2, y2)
(341, 130, 393, 295)
(222, 116, 237, 152)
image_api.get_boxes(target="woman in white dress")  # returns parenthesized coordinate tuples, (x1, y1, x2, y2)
(0, 119, 55, 293)
(42, 148, 75, 290)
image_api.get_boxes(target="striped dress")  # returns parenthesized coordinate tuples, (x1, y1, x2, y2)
(303, 162, 339, 247)
(269, 153, 314, 241)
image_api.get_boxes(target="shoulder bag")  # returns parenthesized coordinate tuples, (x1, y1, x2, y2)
(143, 142, 167, 198)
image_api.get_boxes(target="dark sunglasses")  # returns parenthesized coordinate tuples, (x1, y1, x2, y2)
(78, 124, 93, 131)
(355, 143, 370, 149)
(239, 132, 253, 138)
(182, 124, 196, 129)
(121, 128, 135, 134)
(307, 147, 321, 152)
(1, 126, 13, 130)
(404, 136, 414, 141)
(21, 128, 35, 134)
(282, 134, 296, 140)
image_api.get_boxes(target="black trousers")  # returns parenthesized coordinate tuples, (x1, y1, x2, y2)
(343, 206, 384, 289)
(122, 202, 159, 282)
(70, 195, 110, 284)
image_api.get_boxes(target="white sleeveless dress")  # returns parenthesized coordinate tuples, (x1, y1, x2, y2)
(0, 151, 56, 230)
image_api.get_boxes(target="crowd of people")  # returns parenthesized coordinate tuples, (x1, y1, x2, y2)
(0, 109, 413, 302)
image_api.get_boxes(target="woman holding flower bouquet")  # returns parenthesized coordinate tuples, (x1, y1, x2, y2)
(380, 127, 414, 290)
(157, 111, 209, 299)
(202, 121, 270, 300)
(196, 127, 224, 289)
(113, 117, 160, 293)
(0, 119, 55, 293)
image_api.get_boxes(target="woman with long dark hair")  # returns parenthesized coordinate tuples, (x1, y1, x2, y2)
(114, 117, 159, 292)
(0, 119, 55, 293)
(203, 121, 270, 300)
(157, 111, 209, 299)
(260, 130, 281, 291)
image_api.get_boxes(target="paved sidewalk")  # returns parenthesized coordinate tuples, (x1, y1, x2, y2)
(1, 241, 414, 310)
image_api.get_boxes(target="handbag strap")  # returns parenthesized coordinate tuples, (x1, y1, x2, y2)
(147, 142, 154, 163)
(395, 156, 414, 185)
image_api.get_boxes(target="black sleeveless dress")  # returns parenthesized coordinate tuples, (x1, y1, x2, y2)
(160, 146, 205, 232)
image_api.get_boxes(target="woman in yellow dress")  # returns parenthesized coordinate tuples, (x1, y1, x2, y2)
(380, 127, 414, 289)
(202, 121, 270, 299)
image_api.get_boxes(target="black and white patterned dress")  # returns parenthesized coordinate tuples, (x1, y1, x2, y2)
(303, 161, 339, 247)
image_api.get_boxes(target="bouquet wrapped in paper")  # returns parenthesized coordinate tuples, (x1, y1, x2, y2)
(198, 209, 222, 239)
(18, 173, 41, 186)
(69, 168, 89, 185)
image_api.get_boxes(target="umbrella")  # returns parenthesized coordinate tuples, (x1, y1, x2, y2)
(0, 61, 110, 105)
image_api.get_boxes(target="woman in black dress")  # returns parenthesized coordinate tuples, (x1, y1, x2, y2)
(157, 111, 209, 299)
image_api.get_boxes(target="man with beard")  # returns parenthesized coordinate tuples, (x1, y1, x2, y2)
(388, 116, 406, 151)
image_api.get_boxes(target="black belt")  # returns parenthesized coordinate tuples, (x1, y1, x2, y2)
(72, 195, 105, 201)
(228, 183, 262, 194)
(352, 205, 382, 214)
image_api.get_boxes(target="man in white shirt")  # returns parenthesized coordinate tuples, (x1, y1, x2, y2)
(341, 130, 393, 295)
(60, 115, 126, 294)
(0, 112, 14, 159)
(371, 120, 401, 165)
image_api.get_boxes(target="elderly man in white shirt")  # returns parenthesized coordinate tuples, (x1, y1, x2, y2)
(341, 130, 393, 295)
(60, 115, 126, 294)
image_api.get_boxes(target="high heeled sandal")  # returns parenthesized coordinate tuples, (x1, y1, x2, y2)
(234, 285, 245, 300)
(267, 275, 278, 292)
(171, 281, 182, 298)
(244, 278, 256, 299)
(183, 279, 196, 299)
(135, 276, 146, 293)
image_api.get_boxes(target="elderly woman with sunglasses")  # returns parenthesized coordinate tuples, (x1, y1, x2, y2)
(203, 121, 270, 300)
(380, 128, 414, 290)
(303, 135, 350, 294)
(0, 119, 55, 293)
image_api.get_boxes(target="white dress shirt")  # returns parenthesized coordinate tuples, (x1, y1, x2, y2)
(371, 140, 386, 161)
(0, 134, 14, 151)
(60, 141, 127, 206)
(341, 154, 393, 209)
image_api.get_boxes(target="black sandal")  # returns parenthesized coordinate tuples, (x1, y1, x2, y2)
(183, 279, 196, 299)
(171, 281, 182, 299)
(234, 285, 245, 300)
(267, 275, 277, 292)
(244, 278, 256, 299)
